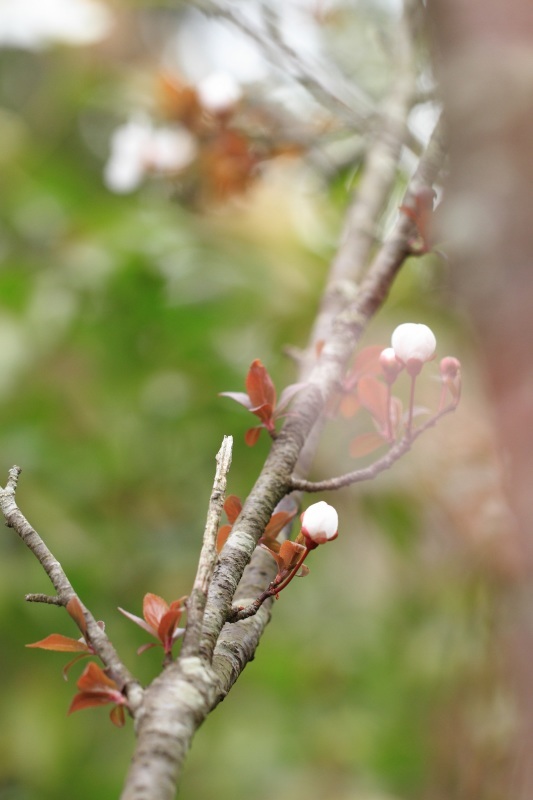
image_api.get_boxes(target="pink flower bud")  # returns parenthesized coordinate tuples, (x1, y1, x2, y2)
(379, 347, 402, 384)
(439, 356, 461, 404)
(301, 501, 338, 547)
(391, 323, 436, 376)
(440, 356, 460, 380)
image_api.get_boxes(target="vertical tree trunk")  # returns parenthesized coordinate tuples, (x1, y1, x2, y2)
(428, 3, 533, 796)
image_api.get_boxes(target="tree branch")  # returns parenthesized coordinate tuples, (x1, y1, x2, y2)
(196, 0, 375, 130)
(181, 436, 233, 659)
(0, 466, 144, 711)
(290, 404, 457, 493)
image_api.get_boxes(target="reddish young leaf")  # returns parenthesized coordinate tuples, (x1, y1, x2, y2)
(352, 345, 385, 378)
(110, 705, 126, 728)
(137, 642, 158, 655)
(244, 426, 262, 447)
(264, 510, 295, 539)
(349, 432, 386, 458)
(26, 634, 89, 653)
(66, 597, 88, 638)
(77, 661, 118, 693)
(278, 540, 305, 571)
(245, 360, 276, 410)
(157, 601, 183, 652)
(249, 402, 274, 425)
(143, 593, 169, 632)
(260, 537, 281, 554)
(224, 495, 242, 524)
(216, 524, 232, 553)
(357, 375, 389, 430)
(68, 663, 126, 726)
(343, 345, 385, 392)
(260, 540, 302, 574)
(119, 593, 186, 655)
(259, 544, 285, 573)
(339, 393, 361, 419)
(68, 693, 116, 714)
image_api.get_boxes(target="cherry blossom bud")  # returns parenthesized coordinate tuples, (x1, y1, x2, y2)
(301, 501, 338, 548)
(439, 356, 461, 403)
(391, 323, 436, 377)
(440, 356, 460, 380)
(379, 347, 402, 384)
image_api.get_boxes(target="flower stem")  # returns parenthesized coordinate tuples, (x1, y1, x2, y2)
(227, 547, 312, 623)
(386, 384, 393, 442)
(406, 374, 417, 435)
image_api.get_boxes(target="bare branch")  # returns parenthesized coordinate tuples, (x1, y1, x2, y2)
(290, 405, 457, 493)
(181, 436, 233, 659)
(306, 4, 423, 363)
(25, 593, 64, 605)
(196, 0, 374, 129)
(0, 467, 144, 710)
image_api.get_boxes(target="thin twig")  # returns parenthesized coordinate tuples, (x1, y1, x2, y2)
(196, 0, 374, 130)
(25, 593, 64, 605)
(181, 436, 233, 659)
(289, 405, 457, 493)
(0, 466, 144, 710)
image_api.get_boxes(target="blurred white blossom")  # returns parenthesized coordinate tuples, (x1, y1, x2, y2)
(0, 0, 112, 49)
(197, 72, 242, 114)
(104, 117, 197, 194)
(163, 7, 268, 86)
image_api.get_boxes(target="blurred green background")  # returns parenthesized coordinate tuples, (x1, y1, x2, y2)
(0, 2, 517, 799)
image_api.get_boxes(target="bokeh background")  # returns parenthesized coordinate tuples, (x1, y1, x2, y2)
(0, 2, 518, 799)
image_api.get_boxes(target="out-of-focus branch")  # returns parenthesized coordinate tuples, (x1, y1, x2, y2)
(0, 466, 144, 710)
(307, 0, 424, 356)
(290, 404, 456, 493)
(181, 436, 233, 659)
(196, 0, 374, 130)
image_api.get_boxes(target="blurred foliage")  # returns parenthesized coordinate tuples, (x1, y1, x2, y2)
(0, 2, 517, 800)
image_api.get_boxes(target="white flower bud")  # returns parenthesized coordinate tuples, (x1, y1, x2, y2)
(301, 501, 338, 546)
(391, 323, 436, 376)
(379, 347, 402, 384)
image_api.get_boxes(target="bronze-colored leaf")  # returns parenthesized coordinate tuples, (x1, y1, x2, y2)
(349, 432, 385, 459)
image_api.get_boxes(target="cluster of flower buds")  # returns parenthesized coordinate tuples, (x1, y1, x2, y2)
(336, 322, 461, 456)
(388, 322, 437, 377)
(381, 322, 461, 437)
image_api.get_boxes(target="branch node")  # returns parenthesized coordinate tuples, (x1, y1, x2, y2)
(6, 465, 21, 494)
